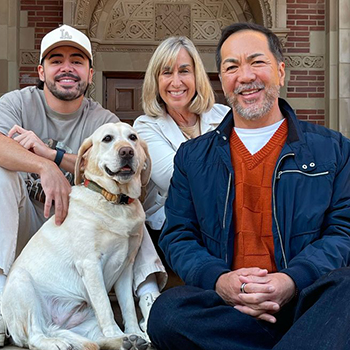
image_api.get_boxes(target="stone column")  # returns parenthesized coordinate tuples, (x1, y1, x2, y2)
(327, 0, 350, 136)
(0, 0, 20, 96)
(326, 0, 338, 131)
(339, 0, 350, 137)
(63, 0, 76, 25)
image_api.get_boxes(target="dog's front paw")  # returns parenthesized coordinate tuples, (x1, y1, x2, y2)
(122, 334, 149, 350)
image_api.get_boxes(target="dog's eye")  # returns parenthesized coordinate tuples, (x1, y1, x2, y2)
(129, 134, 138, 141)
(102, 135, 113, 143)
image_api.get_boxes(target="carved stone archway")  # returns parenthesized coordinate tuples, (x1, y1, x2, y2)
(63, 0, 288, 102)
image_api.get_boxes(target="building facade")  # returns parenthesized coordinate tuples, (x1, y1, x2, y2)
(0, 0, 349, 136)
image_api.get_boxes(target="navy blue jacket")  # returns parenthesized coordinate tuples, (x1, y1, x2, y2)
(160, 99, 350, 292)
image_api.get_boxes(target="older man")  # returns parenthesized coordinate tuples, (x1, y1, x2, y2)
(148, 22, 350, 350)
(0, 24, 165, 346)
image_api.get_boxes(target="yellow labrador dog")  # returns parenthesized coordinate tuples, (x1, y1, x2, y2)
(1, 123, 152, 350)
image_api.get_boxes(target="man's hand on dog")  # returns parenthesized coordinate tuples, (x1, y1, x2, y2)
(39, 162, 71, 225)
(9, 125, 71, 225)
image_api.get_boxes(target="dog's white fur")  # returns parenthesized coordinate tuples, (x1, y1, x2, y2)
(1, 122, 152, 350)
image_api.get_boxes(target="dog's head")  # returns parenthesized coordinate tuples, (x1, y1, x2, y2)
(74, 122, 151, 199)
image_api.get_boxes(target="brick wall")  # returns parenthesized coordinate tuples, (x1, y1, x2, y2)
(19, 0, 63, 89)
(285, 0, 325, 125)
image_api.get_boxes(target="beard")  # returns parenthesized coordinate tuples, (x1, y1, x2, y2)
(45, 73, 89, 101)
(226, 82, 280, 121)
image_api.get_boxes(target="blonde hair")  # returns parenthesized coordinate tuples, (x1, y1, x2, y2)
(142, 36, 215, 117)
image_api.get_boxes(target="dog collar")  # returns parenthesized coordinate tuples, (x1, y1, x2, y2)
(83, 179, 135, 205)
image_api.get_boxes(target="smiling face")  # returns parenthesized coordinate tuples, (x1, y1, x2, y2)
(158, 47, 196, 116)
(219, 30, 285, 127)
(38, 46, 93, 103)
(75, 123, 151, 199)
(94, 124, 141, 184)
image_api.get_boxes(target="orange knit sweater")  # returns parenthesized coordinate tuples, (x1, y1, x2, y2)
(230, 120, 288, 272)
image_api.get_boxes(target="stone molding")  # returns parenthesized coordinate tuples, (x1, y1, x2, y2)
(20, 74, 39, 85)
(22, 50, 326, 71)
(263, 0, 273, 27)
(21, 51, 40, 66)
(76, 0, 91, 25)
(284, 55, 325, 69)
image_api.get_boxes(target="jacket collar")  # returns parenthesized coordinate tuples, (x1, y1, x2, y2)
(200, 105, 228, 133)
(157, 114, 186, 148)
(277, 99, 316, 172)
(216, 98, 316, 172)
(146, 106, 222, 150)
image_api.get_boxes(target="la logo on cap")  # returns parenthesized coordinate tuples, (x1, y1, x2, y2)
(39, 24, 93, 63)
(60, 28, 72, 40)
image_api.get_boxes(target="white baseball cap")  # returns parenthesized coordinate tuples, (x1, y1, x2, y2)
(40, 24, 93, 63)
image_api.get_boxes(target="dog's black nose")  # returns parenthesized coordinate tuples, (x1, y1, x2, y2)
(119, 147, 134, 159)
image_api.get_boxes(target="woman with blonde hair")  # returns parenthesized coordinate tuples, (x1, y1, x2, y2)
(134, 36, 229, 243)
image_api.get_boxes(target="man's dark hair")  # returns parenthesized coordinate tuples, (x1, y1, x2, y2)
(215, 22, 284, 72)
(37, 80, 44, 90)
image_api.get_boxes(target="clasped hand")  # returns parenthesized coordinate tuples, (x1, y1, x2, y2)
(215, 267, 296, 323)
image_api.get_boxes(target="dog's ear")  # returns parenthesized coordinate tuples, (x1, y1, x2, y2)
(140, 139, 152, 187)
(74, 136, 93, 185)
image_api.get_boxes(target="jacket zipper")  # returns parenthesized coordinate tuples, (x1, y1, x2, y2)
(273, 155, 329, 269)
(223, 173, 232, 263)
(272, 153, 294, 269)
(223, 173, 232, 230)
(276, 169, 329, 179)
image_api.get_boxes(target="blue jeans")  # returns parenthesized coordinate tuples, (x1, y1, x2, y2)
(148, 268, 350, 350)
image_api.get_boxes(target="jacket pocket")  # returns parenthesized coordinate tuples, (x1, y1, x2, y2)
(200, 229, 222, 257)
(276, 169, 329, 179)
(288, 227, 320, 256)
(200, 228, 221, 243)
(290, 227, 321, 239)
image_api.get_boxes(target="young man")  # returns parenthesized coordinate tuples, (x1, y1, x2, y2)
(148, 22, 350, 350)
(0, 24, 165, 346)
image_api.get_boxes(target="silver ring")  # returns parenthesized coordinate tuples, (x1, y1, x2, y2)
(240, 282, 247, 294)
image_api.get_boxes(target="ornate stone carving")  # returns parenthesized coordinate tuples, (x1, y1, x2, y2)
(273, 30, 289, 48)
(197, 47, 216, 53)
(100, 0, 254, 43)
(105, 1, 154, 40)
(87, 42, 99, 100)
(97, 45, 217, 53)
(279, 36, 287, 48)
(193, 20, 220, 40)
(262, 0, 273, 28)
(219, 2, 238, 22)
(237, 0, 254, 23)
(284, 55, 324, 69)
(90, 0, 108, 38)
(21, 51, 40, 66)
(98, 46, 155, 52)
(155, 4, 191, 39)
(76, 0, 91, 25)
(73, 0, 280, 43)
(20, 74, 39, 85)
